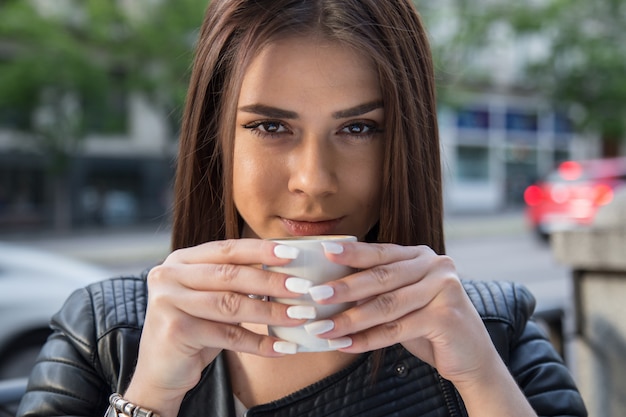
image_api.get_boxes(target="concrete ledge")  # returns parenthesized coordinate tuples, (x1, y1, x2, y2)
(551, 228, 626, 270)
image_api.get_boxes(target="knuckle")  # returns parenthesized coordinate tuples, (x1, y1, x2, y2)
(213, 263, 240, 284)
(373, 292, 397, 317)
(381, 320, 403, 340)
(147, 264, 171, 286)
(165, 248, 184, 262)
(333, 279, 351, 296)
(370, 265, 392, 287)
(355, 333, 372, 351)
(266, 270, 288, 288)
(373, 243, 393, 262)
(435, 254, 457, 271)
(416, 245, 435, 255)
(146, 267, 173, 307)
(164, 317, 187, 339)
(439, 272, 462, 291)
(223, 324, 247, 346)
(165, 248, 187, 263)
(215, 239, 237, 257)
(217, 292, 243, 316)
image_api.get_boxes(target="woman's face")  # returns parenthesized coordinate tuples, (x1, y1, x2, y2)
(233, 36, 384, 240)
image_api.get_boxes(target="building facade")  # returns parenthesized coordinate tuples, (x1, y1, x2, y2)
(0, 95, 176, 232)
(440, 91, 599, 213)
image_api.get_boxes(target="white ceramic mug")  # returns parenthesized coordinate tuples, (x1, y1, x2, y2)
(265, 235, 357, 352)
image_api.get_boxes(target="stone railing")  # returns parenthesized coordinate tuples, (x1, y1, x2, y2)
(551, 189, 626, 417)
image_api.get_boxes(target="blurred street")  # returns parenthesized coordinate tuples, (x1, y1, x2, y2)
(444, 210, 571, 316)
(2, 225, 172, 277)
(2, 209, 572, 316)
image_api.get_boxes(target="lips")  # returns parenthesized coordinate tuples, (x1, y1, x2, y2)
(281, 218, 342, 236)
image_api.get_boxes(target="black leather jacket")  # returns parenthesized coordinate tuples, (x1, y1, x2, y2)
(17, 275, 586, 417)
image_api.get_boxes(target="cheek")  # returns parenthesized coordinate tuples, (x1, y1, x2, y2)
(356, 153, 384, 204)
(232, 150, 275, 205)
(362, 176, 383, 212)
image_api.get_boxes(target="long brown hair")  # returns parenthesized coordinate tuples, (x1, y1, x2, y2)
(171, 0, 444, 254)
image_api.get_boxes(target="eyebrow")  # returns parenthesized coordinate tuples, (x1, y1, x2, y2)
(238, 104, 298, 119)
(238, 100, 383, 120)
(332, 100, 383, 119)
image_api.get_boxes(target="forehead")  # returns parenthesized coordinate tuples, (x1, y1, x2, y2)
(238, 36, 380, 106)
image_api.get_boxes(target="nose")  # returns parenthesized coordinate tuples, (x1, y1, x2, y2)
(287, 135, 339, 197)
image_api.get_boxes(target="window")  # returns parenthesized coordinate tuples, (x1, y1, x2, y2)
(456, 146, 489, 181)
(457, 107, 490, 130)
(505, 109, 537, 132)
(554, 112, 573, 134)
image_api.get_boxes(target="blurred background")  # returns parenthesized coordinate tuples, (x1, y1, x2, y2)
(1, 0, 625, 415)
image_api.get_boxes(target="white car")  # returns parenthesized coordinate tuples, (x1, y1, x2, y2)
(0, 242, 111, 380)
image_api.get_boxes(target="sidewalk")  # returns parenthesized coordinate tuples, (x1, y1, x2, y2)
(443, 209, 527, 240)
(2, 225, 172, 267)
(1, 209, 528, 267)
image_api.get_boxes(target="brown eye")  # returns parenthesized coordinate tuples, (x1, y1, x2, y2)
(242, 120, 290, 137)
(340, 122, 381, 136)
(259, 121, 284, 133)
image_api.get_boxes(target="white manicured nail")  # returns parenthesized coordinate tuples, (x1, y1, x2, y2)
(321, 241, 344, 254)
(328, 337, 352, 349)
(273, 341, 297, 354)
(287, 305, 316, 319)
(274, 244, 300, 259)
(308, 285, 334, 301)
(285, 277, 313, 294)
(304, 320, 334, 335)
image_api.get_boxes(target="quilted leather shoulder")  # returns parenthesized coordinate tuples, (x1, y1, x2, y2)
(463, 279, 535, 329)
(462, 279, 536, 364)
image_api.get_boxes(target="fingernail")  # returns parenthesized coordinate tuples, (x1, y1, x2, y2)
(273, 341, 297, 354)
(287, 305, 316, 319)
(304, 320, 334, 335)
(328, 337, 352, 349)
(274, 244, 300, 259)
(285, 277, 313, 294)
(308, 285, 334, 301)
(321, 241, 344, 254)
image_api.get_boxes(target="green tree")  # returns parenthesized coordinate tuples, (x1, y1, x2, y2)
(0, 0, 206, 229)
(417, 0, 626, 156)
(502, 0, 626, 156)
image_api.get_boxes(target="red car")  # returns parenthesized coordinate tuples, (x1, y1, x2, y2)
(524, 157, 626, 239)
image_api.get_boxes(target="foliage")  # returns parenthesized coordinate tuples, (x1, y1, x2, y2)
(415, 0, 626, 146)
(0, 0, 207, 171)
(0, 0, 206, 230)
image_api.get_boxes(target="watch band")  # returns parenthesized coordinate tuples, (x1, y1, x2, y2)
(106, 393, 160, 417)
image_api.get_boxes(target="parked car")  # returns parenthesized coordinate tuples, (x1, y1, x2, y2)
(0, 242, 111, 380)
(523, 157, 626, 239)
(0, 377, 27, 417)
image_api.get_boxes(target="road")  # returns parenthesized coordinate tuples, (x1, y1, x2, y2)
(446, 233, 572, 315)
(442, 210, 572, 314)
(5, 210, 574, 316)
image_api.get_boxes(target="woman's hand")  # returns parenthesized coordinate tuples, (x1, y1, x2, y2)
(304, 241, 538, 416)
(304, 241, 504, 385)
(123, 239, 312, 417)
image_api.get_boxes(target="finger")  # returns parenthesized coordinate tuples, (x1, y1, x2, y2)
(202, 322, 296, 356)
(322, 241, 433, 270)
(151, 284, 313, 326)
(148, 263, 312, 298)
(307, 272, 449, 340)
(325, 276, 472, 354)
(158, 316, 297, 357)
(166, 238, 300, 266)
(310, 250, 457, 304)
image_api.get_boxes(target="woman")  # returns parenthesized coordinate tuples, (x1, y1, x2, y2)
(17, 0, 586, 416)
